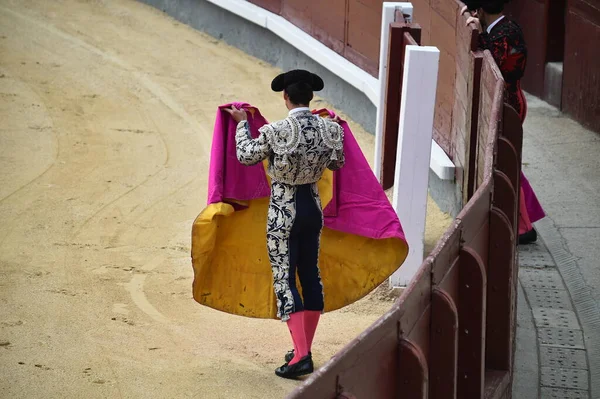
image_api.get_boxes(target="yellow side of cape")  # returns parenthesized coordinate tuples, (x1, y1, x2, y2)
(191, 164, 408, 319)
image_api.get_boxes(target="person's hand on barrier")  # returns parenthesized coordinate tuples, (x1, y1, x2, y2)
(460, 5, 478, 17)
(466, 16, 483, 33)
(225, 106, 248, 123)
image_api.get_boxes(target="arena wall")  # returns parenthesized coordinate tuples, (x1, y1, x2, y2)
(138, 0, 467, 216)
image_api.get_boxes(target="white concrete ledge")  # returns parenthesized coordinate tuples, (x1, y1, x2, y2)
(431, 140, 455, 181)
(206, 0, 455, 181)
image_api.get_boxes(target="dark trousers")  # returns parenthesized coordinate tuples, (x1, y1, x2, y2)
(288, 184, 324, 313)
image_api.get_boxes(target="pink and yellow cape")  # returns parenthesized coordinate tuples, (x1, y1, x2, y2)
(191, 103, 409, 319)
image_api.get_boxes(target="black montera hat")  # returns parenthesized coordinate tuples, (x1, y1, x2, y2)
(271, 69, 324, 92)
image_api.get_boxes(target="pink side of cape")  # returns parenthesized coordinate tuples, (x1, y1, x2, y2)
(207, 102, 270, 205)
(207, 103, 406, 242)
(521, 171, 545, 223)
(313, 108, 405, 241)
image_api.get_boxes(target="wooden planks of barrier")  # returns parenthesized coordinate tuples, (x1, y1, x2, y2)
(288, 41, 521, 398)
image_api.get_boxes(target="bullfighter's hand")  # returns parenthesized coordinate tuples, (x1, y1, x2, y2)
(224, 106, 248, 123)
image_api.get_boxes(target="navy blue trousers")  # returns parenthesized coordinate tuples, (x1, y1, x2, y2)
(288, 184, 324, 313)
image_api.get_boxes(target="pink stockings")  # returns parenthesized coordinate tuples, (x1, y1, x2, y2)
(286, 310, 321, 365)
(303, 310, 321, 351)
(286, 312, 308, 365)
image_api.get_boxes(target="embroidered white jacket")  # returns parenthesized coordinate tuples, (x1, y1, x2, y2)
(235, 109, 345, 186)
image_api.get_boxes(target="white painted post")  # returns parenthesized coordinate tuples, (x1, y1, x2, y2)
(390, 45, 440, 287)
(374, 2, 413, 181)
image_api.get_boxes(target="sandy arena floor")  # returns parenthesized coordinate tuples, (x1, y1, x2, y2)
(0, 1, 452, 397)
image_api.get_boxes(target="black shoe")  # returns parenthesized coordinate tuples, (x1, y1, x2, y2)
(275, 355, 314, 379)
(519, 228, 538, 245)
(284, 349, 312, 363)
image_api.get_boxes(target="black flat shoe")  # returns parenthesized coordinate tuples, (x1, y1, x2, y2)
(275, 355, 314, 379)
(519, 228, 538, 245)
(284, 349, 312, 363)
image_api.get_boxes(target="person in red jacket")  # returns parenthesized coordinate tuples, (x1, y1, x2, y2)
(463, 0, 544, 244)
